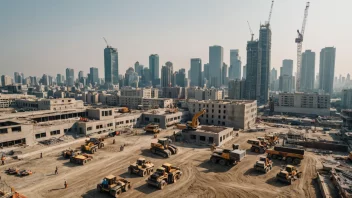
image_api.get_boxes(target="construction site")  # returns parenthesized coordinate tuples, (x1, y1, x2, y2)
(0, 107, 351, 198)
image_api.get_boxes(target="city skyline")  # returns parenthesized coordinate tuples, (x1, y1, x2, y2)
(0, 0, 349, 78)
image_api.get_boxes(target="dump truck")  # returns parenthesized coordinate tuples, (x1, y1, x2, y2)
(210, 149, 246, 166)
(247, 139, 267, 153)
(97, 175, 131, 197)
(17, 170, 33, 177)
(81, 142, 98, 154)
(86, 138, 105, 149)
(254, 156, 273, 173)
(147, 163, 182, 190)
(150, 138, 178, 158)
(266, 146, 304, 165)
(276, 165, 302, 184)
(144, 124, 161, 133)
(70, 154, 93, 165)
(128, 158, 154, 177)
(62, 149, 81, 159)
(176, 109, 206, 131)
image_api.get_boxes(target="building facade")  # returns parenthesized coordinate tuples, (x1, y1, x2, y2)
(209, 46, 223, 88)
(274, 92, 330, 116)
(104, 46, 119, 85)
(342, 89, 352, 109)
(190, 58, 202, 87)
(319, 47, 336, 95)
(149, 54, 160, 86)
(187, 99, 257, 129)
(228, 79, 245, 99)
(245, 40, 261, 102)
(229, 49, 241, 80)
(259, 24, 271, 105)
(300, 50, 315, 92)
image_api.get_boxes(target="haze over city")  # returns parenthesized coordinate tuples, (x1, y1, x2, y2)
(1, 1, 352, 198)
(0, 0, 350, 77)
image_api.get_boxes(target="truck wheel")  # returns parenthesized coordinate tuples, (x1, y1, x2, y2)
(101, 143, 105, 148)
(124, 184, 131, 192)
(141, 170, 146, 177)
(97, 185, 102, 193)
(210, 157, 217, 164)
(163, 153, 168, 158)
(265, 168, 269, 173)
(286, 157, 293, 164)
(129, 168, 133, 174)
(219, 159, 226, 166)
(159, 181, 167, 190)
(114, 189, 121, 197)
(91, 149, 95, 154)
(293, 158, 301, 165)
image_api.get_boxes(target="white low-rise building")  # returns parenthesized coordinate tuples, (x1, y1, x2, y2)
(187, 99, 257, 129)
(274, 92, 330, 116)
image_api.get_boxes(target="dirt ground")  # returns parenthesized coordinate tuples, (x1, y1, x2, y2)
(0, 127, 322, 198)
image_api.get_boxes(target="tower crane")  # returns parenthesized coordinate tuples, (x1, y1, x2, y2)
(267, 0, 275, 24)
(103, 37, 109, 47)
(247, 21, 254, 41)
(295, 2, 310, 91)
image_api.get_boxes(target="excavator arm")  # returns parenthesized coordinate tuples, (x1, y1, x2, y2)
(190, 109, 206, 128)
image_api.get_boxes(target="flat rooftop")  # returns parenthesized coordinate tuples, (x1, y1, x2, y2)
(0, 108, 87, 121)
(195, 125, 229, 134)
(188, 99, 255, 105)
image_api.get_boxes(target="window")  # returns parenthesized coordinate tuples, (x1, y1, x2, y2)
(208, 137, 214, 143)
(50, 130, 60, 135)
(218, 121, 220, 125)
(190, 135, 196, 140)
(222, 122, 225, 126)
(218, 110, 221, 113)
(212, 115, 214, 118)
(35, 132, 46, 139)
(220, 136, 222, 142)
(12, 126, 21, 132)
(87, 127, 92, 131)
(0, 128, 8, 134)
(223, 135, 225, 140)
(200, 136, 206, 141)
(218, 115, 220, 119)
(224, 110, 226, 114)
(223, 116, 226, 119)
(145, 117, 149, 121)
(107, 123, 113, 127)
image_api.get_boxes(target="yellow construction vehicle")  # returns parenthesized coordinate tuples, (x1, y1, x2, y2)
(276, 165, 302, 184)
(86, 138, 105, 149)
(176, 109, 206, 131)
(254, 156, 273, 173)
(81, 142, 98, 154)
(150, 138, 178, 158)
(70, 154, 93, 165)
(247, 139, 268, 153)
(97, 175, 131, 197)
(265, 134, 279, 146)
(144, 124, 161, 133)
(147, 163, 182, 190)
(266, 146, 304, 165)
(119, 107, 130, 113)
(128, 158, 154, 177)
(210, 148, 246, 166)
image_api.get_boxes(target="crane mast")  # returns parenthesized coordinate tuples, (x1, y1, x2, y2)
(247, 21, 254, 41)
(103, 37, 109, 47)
(267, 0, 274, 24)
(295, 2, 310, 92)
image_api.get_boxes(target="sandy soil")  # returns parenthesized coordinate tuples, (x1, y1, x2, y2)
(0, 128, 321, 198)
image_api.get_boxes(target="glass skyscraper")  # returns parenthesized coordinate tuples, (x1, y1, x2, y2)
(104, 46, 119, 85)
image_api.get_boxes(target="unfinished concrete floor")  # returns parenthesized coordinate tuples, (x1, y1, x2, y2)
(0, 127, 321, 198)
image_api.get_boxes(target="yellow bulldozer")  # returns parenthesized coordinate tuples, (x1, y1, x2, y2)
(81, 142, 98, 154)
(150, 138, 178, 158)
(176, 109, 206, 131)
(119, 107, 130, 113)
(276, 165, 302, 184)
(265, 134, 279, 146)
(144, 124, 161, 133)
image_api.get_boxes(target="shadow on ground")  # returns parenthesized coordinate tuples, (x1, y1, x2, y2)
(134, 182, 157, 195)
(197, 159, 233, 173)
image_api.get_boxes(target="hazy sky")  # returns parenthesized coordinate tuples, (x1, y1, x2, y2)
(0, 0, 351, 79)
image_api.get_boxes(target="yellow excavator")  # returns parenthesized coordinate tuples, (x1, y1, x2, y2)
(176, 109, 206, 131)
